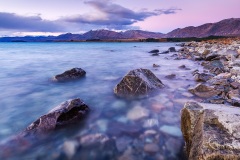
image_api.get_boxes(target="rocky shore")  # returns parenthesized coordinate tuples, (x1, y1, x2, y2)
(178, 38, 240, 159)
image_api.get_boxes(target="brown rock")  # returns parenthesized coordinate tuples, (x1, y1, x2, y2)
(53, 68, 86, 82)
(188, 84, 221, 98)
(165, 74, 176, 79)
(230, 81, 240, 89)
(114, 68, 164, 97)
(181, 102, 240, 160)
(26, 98, 89, 134)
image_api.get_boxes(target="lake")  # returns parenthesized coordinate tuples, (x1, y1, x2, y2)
(0, 42, 202, 159)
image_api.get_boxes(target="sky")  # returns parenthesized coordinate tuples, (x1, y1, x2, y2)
(0, 0, 240, 36)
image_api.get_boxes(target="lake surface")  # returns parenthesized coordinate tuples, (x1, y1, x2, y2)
(0, 42, 202, 159)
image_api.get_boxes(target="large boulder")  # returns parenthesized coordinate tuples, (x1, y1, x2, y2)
(25, 98, 89, 134)
(181, 102, 240, 160)
(53, 68, 86, 82)
(114, 68, 164, 97)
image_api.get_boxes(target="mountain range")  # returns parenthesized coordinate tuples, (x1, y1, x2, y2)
(1, 18, 240, 42)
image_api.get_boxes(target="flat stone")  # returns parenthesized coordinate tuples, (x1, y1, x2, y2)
(159, 125, 182, 137)
(144, 143, 159, 153)
(188, 83, 221, 98)
(127, 106, 149, 121)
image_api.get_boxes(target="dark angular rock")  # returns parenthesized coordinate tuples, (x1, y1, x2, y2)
(151, 53, 159, 56)
(165, 74, 176, 79)
(159, 50, 169, 54)
(178, 65, 191, 70)
(168, 47, 176, 52)
(114, 68, 164, 98)
(53, 68, 86, 82)
(25, 98, 89, 134)
(205, 53, 220, 61)
(149, 49, 159, 53)
(153, 64, 160, 67)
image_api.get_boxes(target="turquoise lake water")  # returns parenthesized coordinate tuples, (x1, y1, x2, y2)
(0, 42, 202, 159)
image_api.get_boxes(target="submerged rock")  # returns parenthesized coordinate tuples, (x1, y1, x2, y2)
(181, 102, 240, 160)
(165, 74, 176, 79)
(53, 68, 86, 82)
(188, 83, 221, 98)
(168, 47, 176, 52)
(114, 68, 164, 98)
(25, 98, 89, 134)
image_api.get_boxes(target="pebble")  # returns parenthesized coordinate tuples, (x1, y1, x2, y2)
(116, 136, 133, 152)
(143, 119, 159, 128)
(144, 143, 159, 153)
(127, 106, 149, 120)
(63, 140, 78, 159)
(112, 100, 127, 109)
(159, 125, 182, 137)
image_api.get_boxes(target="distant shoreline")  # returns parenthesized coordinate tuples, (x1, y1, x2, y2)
(3, 36, 239, 43)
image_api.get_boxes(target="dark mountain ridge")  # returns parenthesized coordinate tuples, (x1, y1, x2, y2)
(0, 18, 240, 42)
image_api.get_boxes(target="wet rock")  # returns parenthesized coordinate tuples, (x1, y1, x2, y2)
(25, 98, 89, 134)
(159, 50, 169, 54)
(188, 83, 221, 98)
(178, 65, 190, 70)
(193, 72, 214, 82)
(153, 64, 160, 67)
(144, 143, 159, 153)
(114, 68, 164, 98)
(194, 56, 203, 61)
(149, 49, 159, 53)
(53, 68, 86, 82)
(168, 47, 176, 52)
(181, 102, 240, 160)
(165, 74, 176, 79)
(159, 125, 182, 137)
(151, 53, 159, 56)
(201, 49, 211, 57)
(205, 52, 220, 61)
(116, 136, 133, 152)
(230, 81, 240, 89)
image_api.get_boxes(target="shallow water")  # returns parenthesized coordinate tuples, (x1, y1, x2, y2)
(0, 42, 202, 159)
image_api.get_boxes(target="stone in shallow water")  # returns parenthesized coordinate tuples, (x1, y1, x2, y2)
(165, 137, 182, 155)
(159, 125, 182, 137)
(25, 98, 89, 134)
(53, 68, 86, 82)
(144, 143, 159, 153)
(143, 119, 159, 128)
(114, 68, 164, 98)
(127, 106, 149, 121)
(111, 100, 127, 109)
(116, 136, 133, 152)
(63, 140, 78, 159)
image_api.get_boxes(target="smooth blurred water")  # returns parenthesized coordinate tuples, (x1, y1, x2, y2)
(0, 42, 202, 159)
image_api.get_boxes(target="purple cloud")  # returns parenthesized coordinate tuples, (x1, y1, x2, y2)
(0, 12, 64, 32)
(63, 0, 181, 29)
